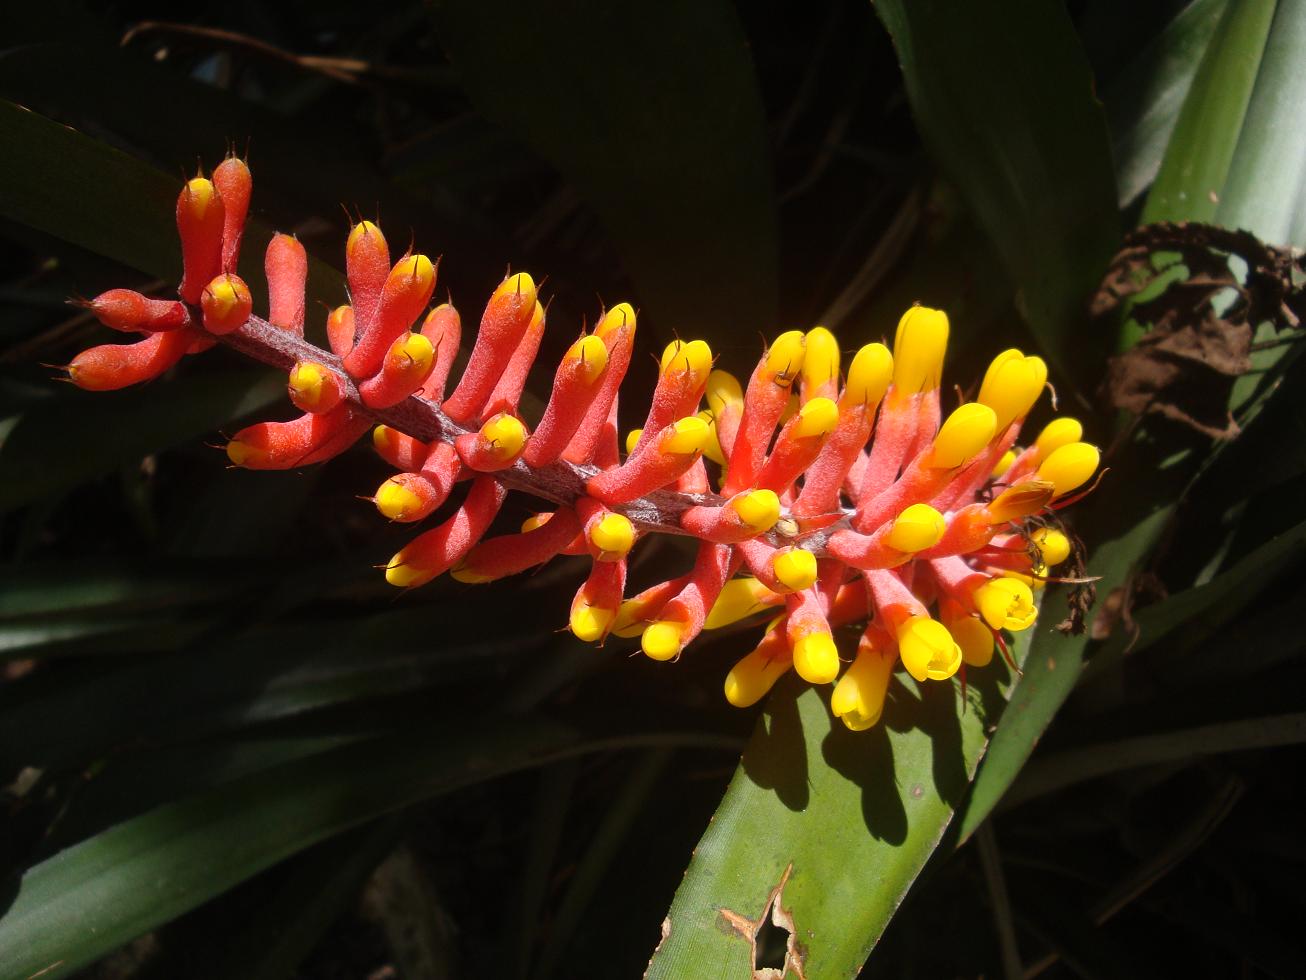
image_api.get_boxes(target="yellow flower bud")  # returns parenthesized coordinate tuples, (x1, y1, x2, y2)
(596, 302, 636, 339)
(764, 330, 806, 385)
(929, 403, 997, 468)
(831, 643, 895, 730)
(374, 477, 424, 522)
(566, 334, 609, 385)
(660, 416, 711, 455)
(696, 411, 726, 465)
(801, 326, 840, 393)
(704, 578, 778, 629)
(842, 343, 893, 408)
(731, 489, 781, 533)
(723, 644, 790, 708)
(1037, 442, 1100, 497)
(792, 630, 840, 684)
(480, 413, 528, 463)
(978, 349, 1047, 429)
(625, 429, 643, 455)
(288, 362, 328, 409)
(493, 271, 537, 308)
(885, 503, 947, 553)
(705, 369, 744, 413)
(772, 548, 818, 591)
(1033, 417, 1083, 461)
(991, 449, 1017, 478)
(892, 306, 948, 392)
(1032, 527, 1071, 567)
(642, 620, 685, 661)
(792, 397, 839, 439)
(570, 600, 615, 642)
(659, 339, 713, 385)
(589, 512, 634, 558)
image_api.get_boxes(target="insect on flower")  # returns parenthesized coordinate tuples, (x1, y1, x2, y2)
(65, 155, 1099, 731)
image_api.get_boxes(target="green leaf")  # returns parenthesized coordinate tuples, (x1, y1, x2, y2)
(871, 0, 1120, 378)
(646, 641, 1028, 978)
(1106, 0, 1230, 206)
(1006, 712, 1306, 808)
(0, 717, 577, 980)
(1142, 0, 1276, 228)
(964, 0, 1306, 838)
(428, 0, 778, 342)
(0, 713, 732, 980)
(0, 369, 284, 513)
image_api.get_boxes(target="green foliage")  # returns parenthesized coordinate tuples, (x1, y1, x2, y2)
(2, 1, 1305, 977)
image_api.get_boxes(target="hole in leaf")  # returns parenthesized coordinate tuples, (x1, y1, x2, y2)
(753, 914, 790, 971)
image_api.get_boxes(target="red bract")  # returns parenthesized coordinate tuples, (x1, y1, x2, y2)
(62, 155, 1100, 732)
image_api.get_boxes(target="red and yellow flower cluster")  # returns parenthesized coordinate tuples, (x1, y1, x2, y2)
(66, 156, 1098, 731)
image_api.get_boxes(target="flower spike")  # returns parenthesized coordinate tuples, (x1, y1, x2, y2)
(65, 152, 1099, 735)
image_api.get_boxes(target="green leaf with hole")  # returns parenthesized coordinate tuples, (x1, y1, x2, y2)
(646, 639, 1028, 978)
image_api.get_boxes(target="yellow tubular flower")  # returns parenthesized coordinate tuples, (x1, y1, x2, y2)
(1032, 527, 1072, 567)
(896, 616, 962, 682)
(1037, 442, 1100, 497)
(928, 403, 998, 468)
(801, 326, 840, 395)
(225, 440, 262, 467)
(374, 477, 423, 521)
(792, 397, 839, 438)
(945, 614, 994, 667)
(570, 601, 615, 643)
(772, 548, 818, 591)
(724, 644, 790, 708)
(974, 577, 1038, 631)
(831, 643, 895, 731)
(642, 620, 685, 661)
(732, 489, 781, 533)
(978, 350, 1048, 430)
(624, 429, 643, 454)
(696, 411, 726, 465)
(288, 362, 326, 408)
(659, 339, 713, 385)
(885, 503, 947, 553)
(521, 512, 553, 533)
(596, 302, 636, 339)
(892, 306, 949, 392)
(611, 597, 654, 638)
(764, 330, 806, 385)
(842, 343, 893, 409)
(589, 513, 634, 559)
(566, 334, 609, 385)
(704, 578, 779, 629)
(1033, 417, 1083, 461)
(493, 271, 537, 307)
(660, 416, 711, 455)
(480, 413, 528, 462)
(705, 369, 743, 413)
(991, 449, 1017, 478)
(792, 630, 840, 684)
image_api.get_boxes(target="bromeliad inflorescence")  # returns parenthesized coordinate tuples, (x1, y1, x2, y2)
(65, 156, 1100, 732)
